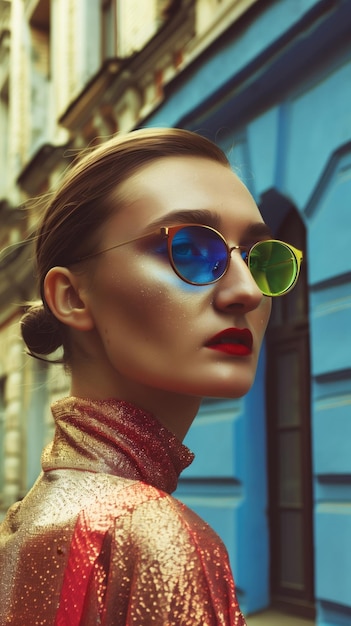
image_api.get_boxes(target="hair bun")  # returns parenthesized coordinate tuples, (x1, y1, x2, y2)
(20, 304, 63, 357)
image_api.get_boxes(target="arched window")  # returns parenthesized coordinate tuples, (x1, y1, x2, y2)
(266, 208, 315, 618)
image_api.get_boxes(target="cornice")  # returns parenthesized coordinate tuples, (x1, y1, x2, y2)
(58, 0, 195, 132)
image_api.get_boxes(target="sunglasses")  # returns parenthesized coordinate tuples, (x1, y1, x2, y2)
(76, 224, 303, 297)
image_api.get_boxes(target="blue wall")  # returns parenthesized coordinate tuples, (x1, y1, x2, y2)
(147, 0, 351, 621)
(177, 350, 269, 613)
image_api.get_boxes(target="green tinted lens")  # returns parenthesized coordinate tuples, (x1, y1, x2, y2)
(248, 240, 299, 296)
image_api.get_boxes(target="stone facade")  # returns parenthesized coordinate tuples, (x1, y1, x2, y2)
(0, 0, 257, 514)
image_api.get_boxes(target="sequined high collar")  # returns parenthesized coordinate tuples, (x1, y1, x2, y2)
(41, 397, 194, 494)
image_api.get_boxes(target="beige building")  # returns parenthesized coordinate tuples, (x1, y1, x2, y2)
(0, 0, 258, 515)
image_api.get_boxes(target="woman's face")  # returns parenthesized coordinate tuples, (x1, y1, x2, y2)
(77, 156, 272, 402)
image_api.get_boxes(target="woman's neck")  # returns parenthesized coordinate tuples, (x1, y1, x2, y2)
(70, 369, 202, 442)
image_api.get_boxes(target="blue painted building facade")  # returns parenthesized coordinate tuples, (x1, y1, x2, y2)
(144, 1, 351, 623)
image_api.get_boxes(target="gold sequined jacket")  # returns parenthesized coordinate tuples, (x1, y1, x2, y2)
(0, 397, 246, 625)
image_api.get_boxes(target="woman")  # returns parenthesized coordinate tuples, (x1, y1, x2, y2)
(0, 128, 302, 625)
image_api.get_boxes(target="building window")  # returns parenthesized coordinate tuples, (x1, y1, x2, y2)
(29, 0, 51, 153)
(0, 80, 9, 196)
(100, 0, 180, 61)
(26, 361, 48, 490)
(266, 208, 315, 619)
(0, 377, 5, 501)
(101, 0, 117, 59)
(0, 3, 10, 196)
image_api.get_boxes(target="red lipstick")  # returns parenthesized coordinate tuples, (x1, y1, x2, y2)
(206, 328, 253, 356)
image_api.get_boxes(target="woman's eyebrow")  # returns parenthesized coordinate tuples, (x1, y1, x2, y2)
(145, 209, 221, 232)
(243, 222, 273, 240)
(144, 209, 273, 239)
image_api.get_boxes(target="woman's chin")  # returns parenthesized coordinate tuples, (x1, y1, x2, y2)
(207, 372, 258, 399)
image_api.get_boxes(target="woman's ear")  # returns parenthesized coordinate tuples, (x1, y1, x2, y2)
(44, 267, 94, 331)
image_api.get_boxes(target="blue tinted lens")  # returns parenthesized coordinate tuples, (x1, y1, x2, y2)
(170, 226, 228, 284)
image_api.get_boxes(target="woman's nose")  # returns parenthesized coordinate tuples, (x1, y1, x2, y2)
(212, 249, 264, 312)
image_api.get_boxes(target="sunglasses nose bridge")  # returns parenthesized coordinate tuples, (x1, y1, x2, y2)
(223, 244, 251, 279)
(227, 245, 247, 261)
(228, 245, 241, 254)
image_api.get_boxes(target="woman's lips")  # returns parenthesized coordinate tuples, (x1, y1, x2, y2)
(206, 328, 253, 356)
